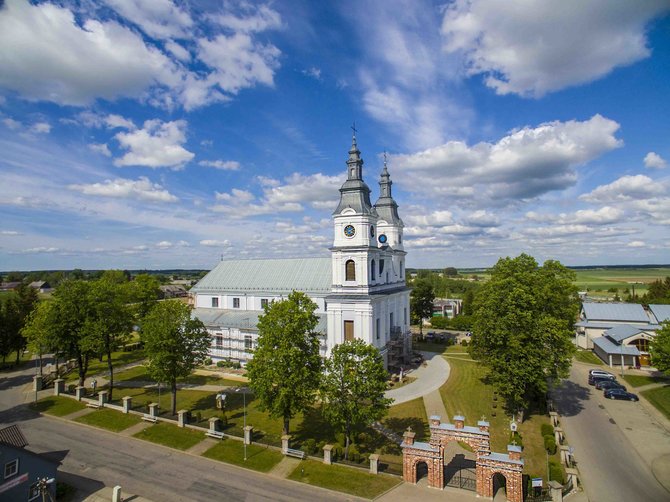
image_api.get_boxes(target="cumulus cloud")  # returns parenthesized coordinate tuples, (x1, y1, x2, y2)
(302, 67, 322, 80)
(68, 177, 178, 203)
(199, 159, 241, 171)
(215, 189, 255, 203)
(2, 118, 21, 130)
(114, 119, 194, 169)
(628, 241, 646, 248)
(104, 0, 194, 39)
(644, 152, 667, 169)
(441, 0, 670, 97)
(393, 115, 622, 203)
(580, 175, 665, 202)
(200, 239, 231, 247)
(30, 122, 51, 134)
(89, 143, 112, 157)
(1, 230, 21, 236)
(156, 240, 173, 249)
(22, 247, 60, 254)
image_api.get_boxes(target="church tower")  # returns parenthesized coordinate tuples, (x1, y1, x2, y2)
(327, 133, 411, 368)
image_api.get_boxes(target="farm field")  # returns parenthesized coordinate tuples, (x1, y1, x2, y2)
(572, 267, 670, 297)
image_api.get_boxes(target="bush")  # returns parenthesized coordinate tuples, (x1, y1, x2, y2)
(332, 443, 344, 461)
(347, 444, 360, 462)
(541, 423, 554, 437)
(203, 358, 212, 366)
(301, 438, 317, 455)
(216, 361, 226, 368)
(543, 435, 557, 455)
(549, 459, 564, 483)
(461, 339, 469, 346)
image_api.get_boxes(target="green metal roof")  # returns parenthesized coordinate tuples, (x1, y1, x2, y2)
(191, 257, 332, 294)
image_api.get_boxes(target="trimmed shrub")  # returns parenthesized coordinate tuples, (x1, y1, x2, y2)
(216, 361, 226, 368)
(543, 435, 557, 455)
(461, 339, 469, 346)
(301, 438, 317, 455)
(203, 358, 213, 366)
(541, 423, 554, 437)
(549, 459, 564, 483)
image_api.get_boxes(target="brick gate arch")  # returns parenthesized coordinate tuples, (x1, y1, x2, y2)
(401, 416, 523, 502)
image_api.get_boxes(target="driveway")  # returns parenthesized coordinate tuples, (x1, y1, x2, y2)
(385, 351, 450, 405)
(551, 364, 670, 502)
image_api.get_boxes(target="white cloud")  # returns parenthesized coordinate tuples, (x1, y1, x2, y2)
(464, 210, 500, 227)
(68, 177, 178, 203)
(105, 114, 136, 130)
(211, 4, 282, 33)
(114, 119, 194, 169)
(200, 239, 231, 247)
(1, 230, 21, 236)
(176, 240, 190, 247)
(302, 67, 322, 80)
(628, 241, 646, 248)
(23, 247, 60, 254)
(2, 118, 21, 130)
(394, 115, 622, 202)
(104, 0, 194, 39)
(580, 175, 665, 202)
(0, 0, 181, 106)
(165, 40, 191, 62)
(562, 207, 624, 225)
(644, 152, 667, 169)
(89, 143, 112, 157)
(199, 159, 241, 171)
(215, 189, 255, 203)
(441, 0, 670, 97)
(30, 122, 51, 134)
(156, 240, 173, 249)
(263, 173, 343, 210)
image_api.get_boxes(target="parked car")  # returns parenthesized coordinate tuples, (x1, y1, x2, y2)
(589, 374, 616, 385)
(589, 369, 615, 378)
(596, 380, 625, 391)
(604, 389, 639, 401)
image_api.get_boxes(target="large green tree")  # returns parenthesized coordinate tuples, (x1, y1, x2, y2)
(410, 279, 435, 336)
(141, 300, 210, 415)
(21, 301, 59, 376)
(247, 291, 322, 435)
(650, 321, 670, 374)
(321, 339, 392, 459)
(471, 254, 578, 419)
(127, 273, 161, 321)
(3, 284, 39, 365)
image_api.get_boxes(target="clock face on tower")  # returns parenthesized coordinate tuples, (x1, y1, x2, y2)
(379, 234, 388, 244)
(344, 225, 356, 238)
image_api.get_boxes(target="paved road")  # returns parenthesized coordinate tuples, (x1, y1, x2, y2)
(0, 364, 360, 502)
(551, 365, 669, 502)
(385, 351, 450, 405)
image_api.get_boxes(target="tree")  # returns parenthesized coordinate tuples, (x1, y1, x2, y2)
(141, 301, 210, 415)
(22, 301, 59, 376)
(650, 321, 670, 374)
(4, 284, 39, 364)
(462, 289, 475, 316)
(246, 291, 322, 435)
(471, 254, 578, 419)
(410, 279, 434, 336)
(128, 273, 161, 321)
(321, 339, 392, 459)
(85, 275, 134, 401)
(444, 267, 458, 277)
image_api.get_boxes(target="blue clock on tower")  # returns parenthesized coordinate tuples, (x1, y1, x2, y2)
(378, 234, 388, 244)
(344, 225, 356, 237)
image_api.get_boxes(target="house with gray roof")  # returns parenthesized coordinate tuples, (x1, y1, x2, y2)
(575, 302, 653, 350)
(592, 324, 656, 368)
(649, 304, 670, 324)
(190, 136, 411, 369)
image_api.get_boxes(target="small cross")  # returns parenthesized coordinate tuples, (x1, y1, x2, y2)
(383, 150, 387, 165)
(351, 121, 357, 137)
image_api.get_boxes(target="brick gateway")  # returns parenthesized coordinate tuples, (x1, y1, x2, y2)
(401, 415, 523, 502)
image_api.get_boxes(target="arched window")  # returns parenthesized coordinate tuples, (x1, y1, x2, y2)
(345, 260, 356, 281)
(400, 261, 403, 278)
(371, 259, 376, 281)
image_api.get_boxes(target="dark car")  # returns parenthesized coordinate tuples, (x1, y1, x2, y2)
(604, 388, 639, 401)
(588, 374, 616, 385)
(596, 380, 625, 391)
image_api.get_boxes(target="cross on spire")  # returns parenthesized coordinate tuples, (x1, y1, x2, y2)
(351, 121, 357, 138)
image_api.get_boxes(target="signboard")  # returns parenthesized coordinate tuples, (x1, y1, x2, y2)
(531, 478, 543, 488)
(0, 473, 29, 494)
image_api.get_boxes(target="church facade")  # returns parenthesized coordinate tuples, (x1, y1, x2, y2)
(190, 135, 412, 369)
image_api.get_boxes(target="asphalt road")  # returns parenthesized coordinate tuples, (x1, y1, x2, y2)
(0, 365, 360, 502)
(551, 365, 669, 502)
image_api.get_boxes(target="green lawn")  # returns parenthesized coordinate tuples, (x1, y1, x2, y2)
(623, 374, 670, 388)
(113, 365, 243, 387)
(574, 350, 603, 366)
(573, 267, 670, 296)
(202, 440, 284, 472)
(133, 421, 204, 450)
(383, 398, 428, 442)
(0, 351, 33, 371)
(30, 396, 86, 417)
(74, 408, 142, 432)
(641, 386, 670, 420)
(287, 459, 401, 499)
(85, 349, 146, 376)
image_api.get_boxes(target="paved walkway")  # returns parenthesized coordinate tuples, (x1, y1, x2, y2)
(385, 352, 450, 405)
(268, 457, 301, 478)
(423, 390, 448, 420)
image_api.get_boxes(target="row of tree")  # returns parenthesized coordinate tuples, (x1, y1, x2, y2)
(247, 291, 391, 459)
(21, 271, 161, 401)
(0, 284, 39, 364)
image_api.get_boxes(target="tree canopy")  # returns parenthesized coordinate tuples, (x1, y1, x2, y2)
(321, 339, 392, 458)
(141, 300, 210, 415)
(470, 254, 579, 418)
(410, 279, 435, 335)
(246, 291, 322, 435)
(650, 321, 670, 374)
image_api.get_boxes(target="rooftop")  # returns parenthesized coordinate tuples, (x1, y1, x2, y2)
(582, 302, 650, 323)
(193, 308, 328, 333)
(649, 304, 670, 324)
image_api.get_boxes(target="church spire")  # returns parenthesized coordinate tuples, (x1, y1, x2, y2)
(333, 126, 375, 216)
(374, 153, 402, 225)
(346, 124, 363, 181)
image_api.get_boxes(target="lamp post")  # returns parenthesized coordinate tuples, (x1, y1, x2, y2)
(37, 477, 55, 502)
(236, 387, 247, 461)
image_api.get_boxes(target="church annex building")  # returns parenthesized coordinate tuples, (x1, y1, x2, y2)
(190, 135, 412, 369)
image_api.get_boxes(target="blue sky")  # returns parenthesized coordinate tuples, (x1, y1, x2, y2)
(1, 0, 669, 271)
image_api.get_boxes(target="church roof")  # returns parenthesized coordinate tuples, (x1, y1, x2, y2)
(191, 257, 332, 294)
(333, 135, 376, 216)
(193, 308, 328, 333)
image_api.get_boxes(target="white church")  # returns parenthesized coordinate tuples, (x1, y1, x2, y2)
(190, 134, 412, 369)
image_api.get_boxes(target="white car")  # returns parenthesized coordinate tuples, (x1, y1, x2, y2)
(589, 369, 615, 379)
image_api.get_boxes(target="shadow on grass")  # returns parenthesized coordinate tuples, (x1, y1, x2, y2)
(384, 416, 428, 442)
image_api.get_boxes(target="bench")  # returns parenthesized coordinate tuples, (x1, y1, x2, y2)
(141, 414, 157, 423)
(205, 430, 225, 439)
(86, 402, 100, 409)
(285, 448, 306, 459)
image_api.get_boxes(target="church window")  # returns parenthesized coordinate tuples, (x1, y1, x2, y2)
(404, 308, 408, 325)
(379, 260, 384, 274)
(376, 318, 380, 340)
(344, 320, 354, 341)
(400, 261, 403, 278)
(244, 334, 253, 350)
(390, 312, 394, 329)
(211, 297, 219, 308)
(345, 260, 356, 281)
(261, 298, 268, 308)
(371, 260, 376, 281)
(233, 297, 240, 308)
(214, 334, 223, 349)
(399, 234, 402, 243)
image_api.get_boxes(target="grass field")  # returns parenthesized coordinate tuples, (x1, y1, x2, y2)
(287, 459, 401, 499)
(202, 441, 284, 472)
(30, 396, 86, 417)
(641, 386, 670, 420)
(623, 374, 670, 388)
(573, 267, 670, 296)
(133, 421, 204, 450)
(574, 350, 603, 366)
(74, 408, 142, 432)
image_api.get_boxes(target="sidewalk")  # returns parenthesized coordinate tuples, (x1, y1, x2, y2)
(385, 352, 450, 405)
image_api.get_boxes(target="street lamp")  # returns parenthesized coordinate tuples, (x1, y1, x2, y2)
(235, 387, 247, 461)
(37, 477, 55, 502)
